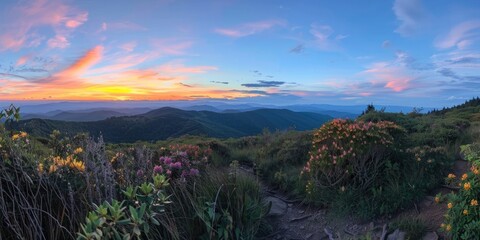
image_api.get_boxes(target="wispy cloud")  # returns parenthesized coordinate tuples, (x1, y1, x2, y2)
(309, 23, 345, 51)
(119, 41, 137, 52)
(0, 0, 88, 51)
(290, 44, 305, 53)
(393, 0, 425, 36)
(211, 81, 229, 84)
(149, 38, 194, 55)
(214, 20, 285, 38)
(241, 80, 285, 88)
(435, 20, 480, 49)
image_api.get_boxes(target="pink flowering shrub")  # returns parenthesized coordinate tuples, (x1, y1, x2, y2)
(302, 119, 404, 193)
(154, 151, 200, 180)
(168, 144, 212, 164)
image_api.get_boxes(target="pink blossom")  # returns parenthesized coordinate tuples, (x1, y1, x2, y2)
(154, 165, 163, 174)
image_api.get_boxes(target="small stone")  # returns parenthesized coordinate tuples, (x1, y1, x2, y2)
(298, 210, 305, 214)
(305, 233, 313, 239)
(423, 232, 439, 240)
(300, 225, 305, 230)
(387, 229, 406, 240)
(288, 203, 293, 207)
(265, 196, 287, 217)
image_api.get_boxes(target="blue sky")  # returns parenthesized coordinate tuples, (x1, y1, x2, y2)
(0, 0, 479, 107)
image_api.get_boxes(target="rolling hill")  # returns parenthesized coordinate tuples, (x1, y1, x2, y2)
(8, 108, 332, 143)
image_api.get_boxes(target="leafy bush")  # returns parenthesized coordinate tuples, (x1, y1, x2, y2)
(441, 143, 480, 239)
(302, 119, 452, 218)
(78, 174, 171, 240)
(302, 119, 403, 193)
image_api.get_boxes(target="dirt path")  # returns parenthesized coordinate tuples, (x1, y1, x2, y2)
(241, 160, 470, 240)
(240, 166, 373, 239)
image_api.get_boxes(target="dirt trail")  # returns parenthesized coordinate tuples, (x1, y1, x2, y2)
(240, 160, 470, 240)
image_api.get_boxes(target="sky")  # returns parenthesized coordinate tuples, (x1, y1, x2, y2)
(0, 0, 479, 107)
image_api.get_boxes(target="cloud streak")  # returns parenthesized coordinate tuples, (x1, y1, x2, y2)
(241, 80, 285, 88)
(393, 0, 425, 36)
(435, 20, 480, 49)
(215, 20, 285, 38)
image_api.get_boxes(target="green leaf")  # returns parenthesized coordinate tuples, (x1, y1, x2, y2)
(133, 226, 141, 236)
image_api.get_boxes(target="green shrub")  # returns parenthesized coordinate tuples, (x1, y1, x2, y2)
(442, 143, 480, 239)
(77, 174, 171, 240)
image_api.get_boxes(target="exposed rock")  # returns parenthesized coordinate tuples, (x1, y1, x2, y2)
(423, 232, 439, 240)
(265, 196, 287, 217)
(387, 229, 406, 240)
(344, 224, 362, 236)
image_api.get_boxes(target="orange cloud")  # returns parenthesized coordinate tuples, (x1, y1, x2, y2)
(0, 45, 235, 101)
(60, 46, 104, 77)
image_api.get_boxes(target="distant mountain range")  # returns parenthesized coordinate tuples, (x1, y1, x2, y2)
(8, 108, 333, 143)
(3, 101, 435, 122)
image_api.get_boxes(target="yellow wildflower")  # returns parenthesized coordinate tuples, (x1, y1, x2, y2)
(471, 166, 479, 175)
(440, 223, 446, 229)
(37, 163, 44, 174)
(49, 165, 58, 173)
(19, 131, 27, 138)
(471, 199, 478, 206)
(446, 224, 452, 231)
(464, 182, 472, 191)
(448, 202, 453, 209)
(434, 196, 440, 203)
(71, 161, 85, 172)
(73, 147, 83, 154)
(447, 173, 456, 179)
(11, 134, 19, 141)
(462, 173, 468, 181)
(463, 209, 469, 215)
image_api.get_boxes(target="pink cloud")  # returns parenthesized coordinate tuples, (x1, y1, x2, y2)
(16, 55, 32, 66)
(0, 0, 88, 51)
(385, 77, 411, 92)
(435, 20, 480, 49)
(150, 39, 193, 55)
(215, 20, 285, 38)
(65, 12, 88, 28)
(119, 41, 137, 52)
(364, 62, 414, 92)
(47, 35, 69, 48)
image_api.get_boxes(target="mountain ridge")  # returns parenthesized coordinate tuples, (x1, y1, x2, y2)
(9, 107, 332, 143)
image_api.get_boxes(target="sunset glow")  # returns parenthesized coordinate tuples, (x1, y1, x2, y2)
(0, 0, 479, 106)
